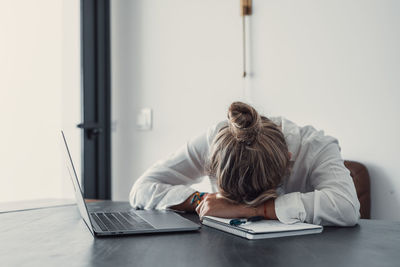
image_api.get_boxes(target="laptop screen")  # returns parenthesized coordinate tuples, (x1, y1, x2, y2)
(61, 131, 94, 236)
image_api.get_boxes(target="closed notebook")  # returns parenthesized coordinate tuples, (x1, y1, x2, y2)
(202, 216, 323, 240)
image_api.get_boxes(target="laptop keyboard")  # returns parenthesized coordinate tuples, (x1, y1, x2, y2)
(91, 211, 155, 232)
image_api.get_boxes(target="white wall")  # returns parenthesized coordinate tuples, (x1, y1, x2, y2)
(0, 0, 80, 202)
(111, 0, 400, 220)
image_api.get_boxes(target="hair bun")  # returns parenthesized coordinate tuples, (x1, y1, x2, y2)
(227, 101, 261, 144)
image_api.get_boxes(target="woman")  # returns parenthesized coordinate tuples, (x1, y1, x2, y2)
(130, 102, 360, 226)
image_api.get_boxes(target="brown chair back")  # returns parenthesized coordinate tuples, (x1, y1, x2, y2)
(344, 160, 371, 219)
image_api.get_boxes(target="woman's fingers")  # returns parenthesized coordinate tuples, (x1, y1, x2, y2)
(195, 199, 204, 215)
(199, 201, 208, 219)
(195, 193, 220, 220)
(196, 197, 211, 220)
(195, 193, 212, 214)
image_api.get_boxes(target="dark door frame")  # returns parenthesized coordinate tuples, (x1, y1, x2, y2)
(79, 0, 111, 199)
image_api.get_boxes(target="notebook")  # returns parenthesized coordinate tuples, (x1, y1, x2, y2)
(202, 216, 323, 240)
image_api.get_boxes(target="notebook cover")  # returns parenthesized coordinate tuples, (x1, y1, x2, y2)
(202, 216, 323, 239)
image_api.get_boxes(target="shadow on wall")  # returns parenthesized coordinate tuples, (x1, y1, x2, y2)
(366, 163, 399, 221)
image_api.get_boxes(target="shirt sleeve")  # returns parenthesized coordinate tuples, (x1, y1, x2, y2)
(129, 121, 226, 210)
(274, 141, 360, 226)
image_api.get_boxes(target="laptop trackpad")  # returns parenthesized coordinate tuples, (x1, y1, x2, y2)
(134, 210, 198, 229)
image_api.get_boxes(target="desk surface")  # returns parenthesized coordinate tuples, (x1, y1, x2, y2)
(1, 201, 399, 267)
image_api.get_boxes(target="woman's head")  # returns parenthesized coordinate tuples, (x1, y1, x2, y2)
(207, 101, 291, 207)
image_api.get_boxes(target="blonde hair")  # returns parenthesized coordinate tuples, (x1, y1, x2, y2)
(207, 102, 291, 207)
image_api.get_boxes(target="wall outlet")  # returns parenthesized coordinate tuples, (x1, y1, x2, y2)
(137, 108, 152, 131)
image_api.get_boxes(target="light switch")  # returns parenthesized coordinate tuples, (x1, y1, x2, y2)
(137, 108, 152, 131)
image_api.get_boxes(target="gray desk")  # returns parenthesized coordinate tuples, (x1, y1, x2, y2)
(1, 201, 399, 267)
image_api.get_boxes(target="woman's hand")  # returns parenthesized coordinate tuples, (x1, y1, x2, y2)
(195, 193, 254, 220)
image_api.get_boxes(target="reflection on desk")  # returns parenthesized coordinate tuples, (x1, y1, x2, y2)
(0, 201, 399, 267)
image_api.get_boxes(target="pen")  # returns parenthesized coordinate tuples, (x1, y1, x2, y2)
(229, 216, 264, 226)
(229, 218, 247, 226)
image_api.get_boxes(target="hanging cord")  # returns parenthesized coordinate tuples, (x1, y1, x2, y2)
(242, 15, 247, 78)
(241, 0, 251, 79)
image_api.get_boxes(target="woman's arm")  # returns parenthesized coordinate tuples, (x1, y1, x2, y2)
(195, 193, 277, 220)
(129, 121, 226, 210)
(274, 142, 360, 226)
(169, 192, 197, 212)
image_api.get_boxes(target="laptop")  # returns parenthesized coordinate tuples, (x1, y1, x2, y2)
(61, 131, 200, 237)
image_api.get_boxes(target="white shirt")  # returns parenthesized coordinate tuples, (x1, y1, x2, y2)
(129, 117, 360, 226)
